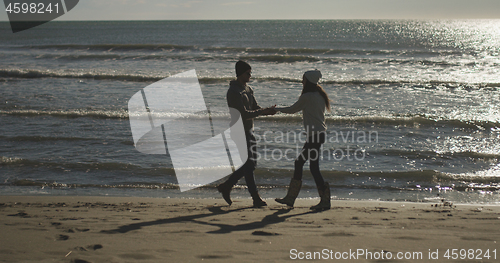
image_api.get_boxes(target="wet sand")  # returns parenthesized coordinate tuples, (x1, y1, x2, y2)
(0, 196, 498, 262)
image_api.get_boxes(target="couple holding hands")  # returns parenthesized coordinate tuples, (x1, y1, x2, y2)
(217, 60, 331, 211)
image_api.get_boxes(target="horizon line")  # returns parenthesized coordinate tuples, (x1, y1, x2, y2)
(2, 18, 500, 23)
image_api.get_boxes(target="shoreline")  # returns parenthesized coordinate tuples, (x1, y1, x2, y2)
(1, 196, 499, 262)
(1, 191, 499, 206)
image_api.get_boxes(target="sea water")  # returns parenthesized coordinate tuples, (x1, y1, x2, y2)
(0, 20, 499, 203)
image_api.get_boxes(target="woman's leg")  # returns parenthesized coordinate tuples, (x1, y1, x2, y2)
(293, 132, 325, 181)
(309, 132, 326, 188)
(276, 141, 309, 207)
(309, 157, 325, 188)
(278, 133, 326, 208)
(292, 157, 306, 181)
(309, 132, 330, 210)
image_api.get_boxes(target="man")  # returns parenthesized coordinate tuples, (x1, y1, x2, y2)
(217, 60, 276, 207)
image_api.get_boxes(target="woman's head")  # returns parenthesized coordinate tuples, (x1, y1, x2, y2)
(301, 70, 331, 112)
(303, 70, 322, 85)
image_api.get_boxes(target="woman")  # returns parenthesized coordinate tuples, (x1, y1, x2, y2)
(275, 69, 331, 210)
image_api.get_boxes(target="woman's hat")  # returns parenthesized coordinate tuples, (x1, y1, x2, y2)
(304, 70, 322, 84)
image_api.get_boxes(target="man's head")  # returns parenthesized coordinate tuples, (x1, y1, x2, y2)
(236, 60, 252, 84)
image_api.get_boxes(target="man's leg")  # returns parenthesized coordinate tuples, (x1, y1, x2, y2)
(224, 159, 254, 187)
(218, 132, 261, 206)
(243, 133, 258, 194)
(242, 133, 266, 207)
(224, 131, 256, 186)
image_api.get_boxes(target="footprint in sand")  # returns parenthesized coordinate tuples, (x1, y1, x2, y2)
(396, 236, 423, 240)
(322, 232, 355, 237)
(238, 239, 263, 243)
(87, 244, 103, 250)
(118, 253, 155, 260)
(197, 255, 233, 260)
(252, 230, 280, 236)
(57, 234, 69, 241)
(74, 244, 103, 251)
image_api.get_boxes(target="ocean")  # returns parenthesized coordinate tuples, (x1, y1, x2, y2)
(1, 20, 499, 204)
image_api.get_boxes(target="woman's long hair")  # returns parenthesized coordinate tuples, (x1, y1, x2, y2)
(301, 76, 331, 112)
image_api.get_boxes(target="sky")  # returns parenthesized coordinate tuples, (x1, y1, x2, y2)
(1, 0, 500, 21)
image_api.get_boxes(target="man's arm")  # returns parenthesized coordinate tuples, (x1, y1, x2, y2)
(248, 87, 276, 115)
(227, 89, 264, 120)
(249, 87, 263, 111)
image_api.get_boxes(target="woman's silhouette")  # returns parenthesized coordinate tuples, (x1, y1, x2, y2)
(275, 70, 331, 210)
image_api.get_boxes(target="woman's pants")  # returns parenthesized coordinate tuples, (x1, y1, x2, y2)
(293, 132, 326, 188)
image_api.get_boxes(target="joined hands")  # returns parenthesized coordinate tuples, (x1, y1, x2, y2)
(261, 105, 277, 116)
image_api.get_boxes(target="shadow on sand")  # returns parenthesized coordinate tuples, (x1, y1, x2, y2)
(101, 206, 321, 235)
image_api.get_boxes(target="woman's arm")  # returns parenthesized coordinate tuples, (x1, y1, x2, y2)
(276, 94, 308, 114)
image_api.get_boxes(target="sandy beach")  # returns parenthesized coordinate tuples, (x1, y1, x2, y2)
(0, 196, 498, 262)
